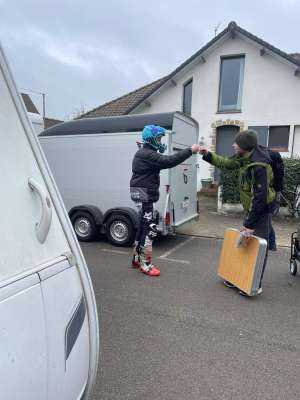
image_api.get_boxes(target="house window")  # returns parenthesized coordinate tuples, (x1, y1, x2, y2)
(218, 56, 245, 112)
(268, 126, 290, 152)
(248, 126, 268, 146)
(182, 79, 193, 115)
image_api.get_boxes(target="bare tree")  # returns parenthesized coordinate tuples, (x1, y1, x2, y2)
(66, 101, 86, 120)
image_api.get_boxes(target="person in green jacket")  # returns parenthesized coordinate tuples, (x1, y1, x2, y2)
(199, 129, 276, 296)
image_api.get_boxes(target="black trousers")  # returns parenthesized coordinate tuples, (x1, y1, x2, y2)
(135, 202, 157, 263)
(269, 218, 276, 246)
(244, 213, 270, 287)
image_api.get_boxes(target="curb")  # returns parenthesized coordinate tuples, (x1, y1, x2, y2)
(176, 232, 291, 249)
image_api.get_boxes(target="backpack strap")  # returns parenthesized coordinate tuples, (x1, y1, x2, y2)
(246, 162, 269, 170)
(247, 161, 273, 176)
(245, 162, 274, 195)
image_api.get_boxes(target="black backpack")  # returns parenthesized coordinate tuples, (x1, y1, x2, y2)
(268, 149, 284, 192)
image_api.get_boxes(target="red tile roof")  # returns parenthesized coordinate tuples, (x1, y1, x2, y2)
(43, 117, 63, 129)
(79, 77, 165, 118)
(21, 93, 39, 114)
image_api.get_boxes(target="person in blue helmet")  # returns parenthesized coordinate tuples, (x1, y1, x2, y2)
(130, 124, 200, 276)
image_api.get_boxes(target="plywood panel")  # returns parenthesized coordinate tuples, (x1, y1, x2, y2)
(218, 230, 262, 295)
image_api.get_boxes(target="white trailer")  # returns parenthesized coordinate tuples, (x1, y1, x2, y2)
(39, 112, 199, 246)
(0, 43, 99, 399)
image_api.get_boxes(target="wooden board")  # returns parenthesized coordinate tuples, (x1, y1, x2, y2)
(218, 229, 262, 295)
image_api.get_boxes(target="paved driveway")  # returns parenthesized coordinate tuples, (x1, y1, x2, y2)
(82, 235, 300, 400)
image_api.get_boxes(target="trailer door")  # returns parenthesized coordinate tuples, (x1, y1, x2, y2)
(169, 113, 198, 226)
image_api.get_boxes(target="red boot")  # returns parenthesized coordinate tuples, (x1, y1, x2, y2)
(139, 263, 160, 277)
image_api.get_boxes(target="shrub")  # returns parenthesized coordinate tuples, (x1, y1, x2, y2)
(220, 169, 240, 204)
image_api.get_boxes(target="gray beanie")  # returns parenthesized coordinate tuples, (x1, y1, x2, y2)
(234, 129, 258, 151)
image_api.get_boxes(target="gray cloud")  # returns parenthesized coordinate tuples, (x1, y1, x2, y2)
(0, 0, 299, 119)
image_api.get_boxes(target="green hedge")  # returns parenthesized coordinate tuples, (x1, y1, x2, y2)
(220, 157, 300, 204)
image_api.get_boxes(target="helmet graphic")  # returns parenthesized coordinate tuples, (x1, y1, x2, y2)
(142, 125, 167, 153)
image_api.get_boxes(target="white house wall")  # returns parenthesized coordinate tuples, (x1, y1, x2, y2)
(132, 34, 300, 188)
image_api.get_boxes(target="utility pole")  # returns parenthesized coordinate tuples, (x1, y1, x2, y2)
(42, 92, 46, 120)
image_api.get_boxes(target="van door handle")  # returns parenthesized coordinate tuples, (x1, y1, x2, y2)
(28, 178, 52, 243)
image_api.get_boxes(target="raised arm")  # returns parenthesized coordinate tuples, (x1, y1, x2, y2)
(146, 144, 199, 170)
(199, 147, 240, 171)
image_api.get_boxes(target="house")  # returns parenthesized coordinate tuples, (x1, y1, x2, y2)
(80, 21, 300, 189)
(21, 93, 44, 134)
(44, 117, 63, 130)
(21, 93, 63, 133)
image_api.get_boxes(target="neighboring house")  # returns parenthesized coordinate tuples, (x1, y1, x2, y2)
(21, 93, 44, 134)
(44, 117, 63, 130)
(21, 93, 63, 133)
(80, 21, 300, 189)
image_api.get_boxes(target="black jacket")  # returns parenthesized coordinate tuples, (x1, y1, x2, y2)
(130, 143, 192, 203)
(267, 148, 284, 192)
(245, 146, 274, 228)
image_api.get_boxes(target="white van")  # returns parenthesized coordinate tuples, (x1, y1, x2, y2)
(39, 112, 199, 246)
(0, 44, 99, 399)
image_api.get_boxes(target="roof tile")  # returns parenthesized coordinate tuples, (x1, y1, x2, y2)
(79, 78, 165, 118)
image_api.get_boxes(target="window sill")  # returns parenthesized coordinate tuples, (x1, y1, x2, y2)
(269, 147, 289, 153)
(216, 110, 242, 114)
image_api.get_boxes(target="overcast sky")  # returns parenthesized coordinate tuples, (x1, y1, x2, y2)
(0, 0, 299, 120)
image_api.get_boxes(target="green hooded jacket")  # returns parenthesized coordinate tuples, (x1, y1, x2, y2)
(204, 149, 275, 212)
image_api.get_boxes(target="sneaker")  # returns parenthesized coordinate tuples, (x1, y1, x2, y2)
(139, 264, 160, 277)
(269, 243, 277, 251)
(257, 287, 263, 295)
(131, 255, 140, 269)
(223, 280, 235, 288)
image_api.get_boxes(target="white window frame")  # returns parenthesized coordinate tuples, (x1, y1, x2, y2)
(182, 78, 193, 115)
(218, 55, 245, 112)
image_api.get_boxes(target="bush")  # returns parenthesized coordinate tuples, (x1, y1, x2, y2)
(281, 157, 300, 205)
(220, 169, 240, 204)
(220, 157, 300, 204)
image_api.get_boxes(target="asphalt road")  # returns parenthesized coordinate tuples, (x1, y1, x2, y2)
(82, 235, 300, 400)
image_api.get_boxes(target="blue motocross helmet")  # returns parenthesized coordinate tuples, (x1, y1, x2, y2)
(142, 125, 167, 153)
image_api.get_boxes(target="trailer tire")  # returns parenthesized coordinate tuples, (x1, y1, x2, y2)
(71, 211, 97, 242)
(106, 214, 135, 247)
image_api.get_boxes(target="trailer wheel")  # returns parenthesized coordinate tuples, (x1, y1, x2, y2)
(71, 211, 97, 242)
(106, 214, 135, 247)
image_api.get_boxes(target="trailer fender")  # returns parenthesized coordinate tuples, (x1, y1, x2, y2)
(69, 205, 104, 225)
(103, 207, 139, 229)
